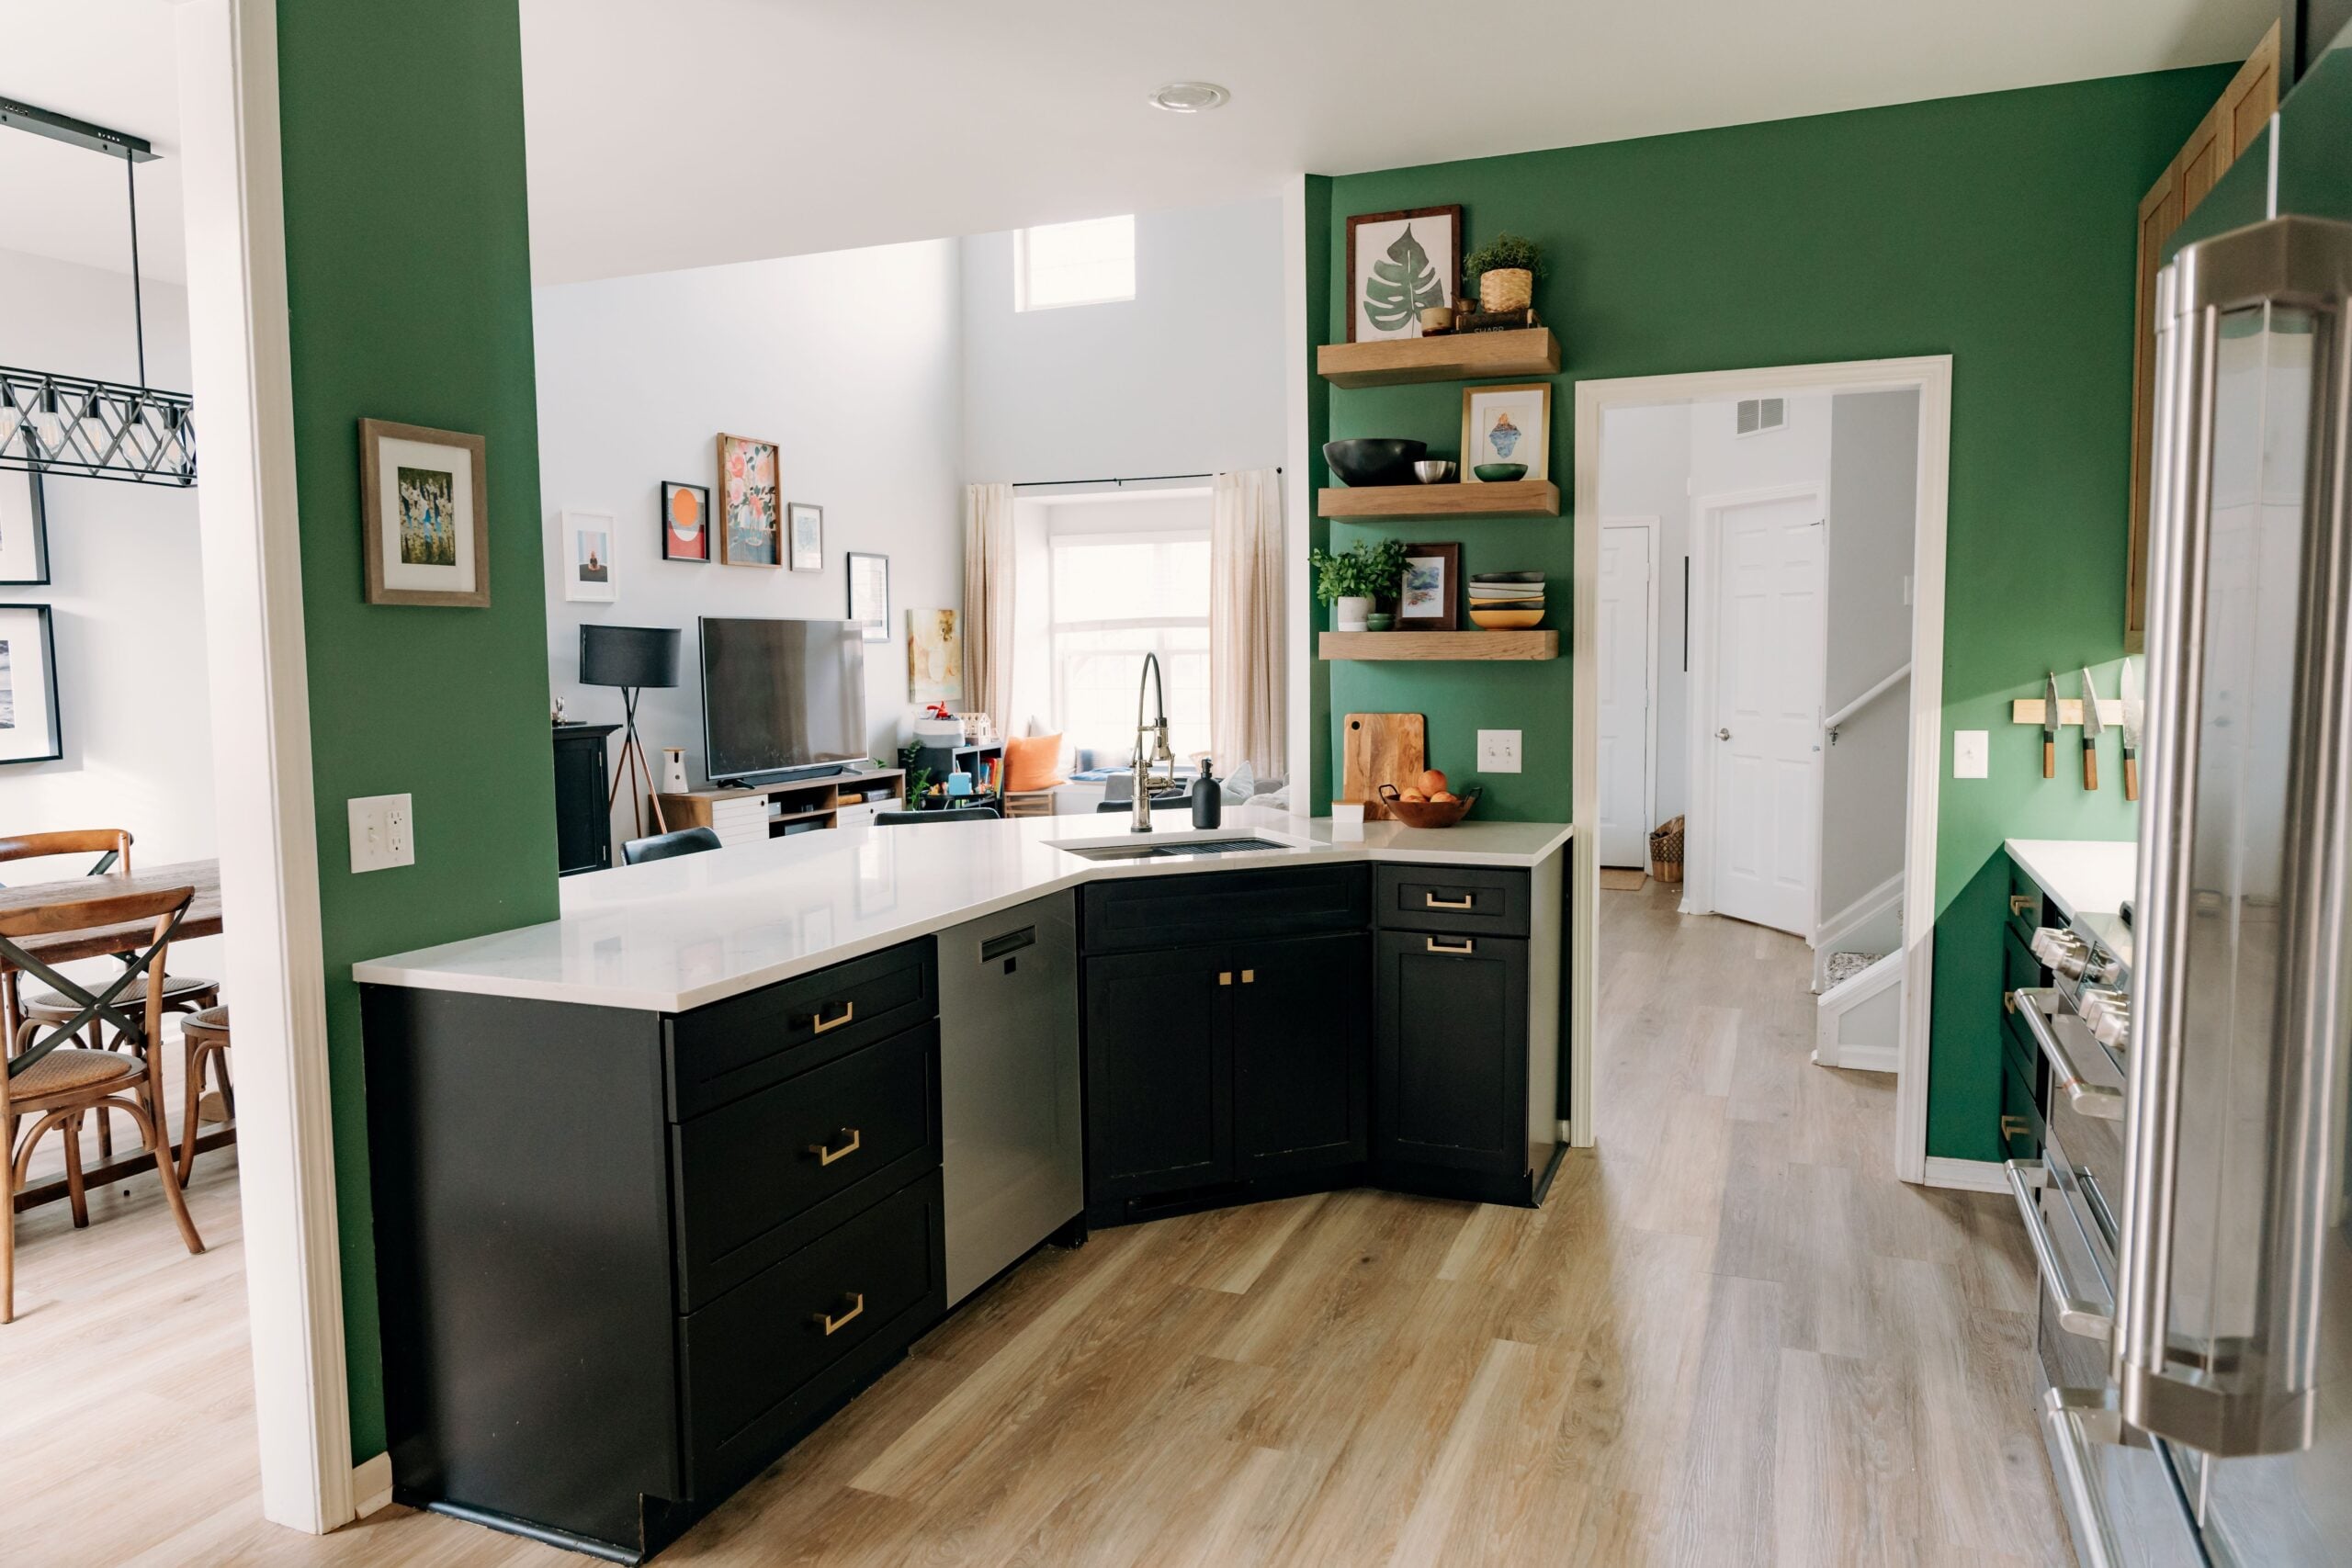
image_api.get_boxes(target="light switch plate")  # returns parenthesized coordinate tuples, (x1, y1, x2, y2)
(1953, 730, 1988, 780)
(1476, 729, 1523, 773)
(348, 793, 415, 873)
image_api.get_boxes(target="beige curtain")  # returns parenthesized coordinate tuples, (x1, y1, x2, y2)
(1210, 468, 1286, 778)
(962, 482, 1015, 728)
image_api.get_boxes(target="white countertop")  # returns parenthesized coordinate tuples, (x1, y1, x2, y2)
(2004, 837, 2137, 919)
(354, 804, 1574, 1013)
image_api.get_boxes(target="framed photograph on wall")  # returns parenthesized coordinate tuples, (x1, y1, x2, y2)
(1460, 381, 1552, 481)
(1398, 541, 1461, 631)
(0, 603, 62, 764)
(660, 480, 711, 562)
(907, 608, 962, 703)
(0, 471, 50, 586)
(848, 550, 889, 642)
(717, 432, 781, 566)
(1346, 204, 1462, 343)
(787, 502, 824, 572)
(360, 418, 490, 607)
(563, 509, 617, 603)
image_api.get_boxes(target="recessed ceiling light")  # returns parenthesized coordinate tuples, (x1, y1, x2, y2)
(1149, 82, 1229, 114)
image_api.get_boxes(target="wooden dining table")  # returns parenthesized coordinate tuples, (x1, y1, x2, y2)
(0, 859, 229, 1213)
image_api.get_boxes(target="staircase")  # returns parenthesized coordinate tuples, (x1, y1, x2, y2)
(1812, 874, 1902, 1073)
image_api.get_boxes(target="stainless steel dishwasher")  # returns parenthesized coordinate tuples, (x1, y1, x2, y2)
(935, 890, 1083, 1304)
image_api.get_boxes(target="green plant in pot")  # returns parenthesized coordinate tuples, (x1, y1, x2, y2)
(1465, 231, 1545, 315)
(1311, 537, 1410, 631)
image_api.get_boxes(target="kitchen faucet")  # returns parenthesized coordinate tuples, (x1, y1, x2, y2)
(1130, 652, 1175, 833)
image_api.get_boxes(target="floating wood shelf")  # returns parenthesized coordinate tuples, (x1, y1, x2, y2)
(1319, 479, 1559, 521)
(1317, 328, 1560, 388)
(1319, 630, 1558, 661)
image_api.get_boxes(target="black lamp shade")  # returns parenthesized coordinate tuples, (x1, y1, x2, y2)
(580, 624, 681, 690)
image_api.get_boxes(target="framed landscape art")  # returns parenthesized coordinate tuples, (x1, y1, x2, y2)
(359, 417, 490, 607)
(0, 603, 62, 764)
(1346, 205, 1462, 343)
(661, 479, 711, 562)
(718, 433, 781, 566)
(1398, 541, 1462, 631)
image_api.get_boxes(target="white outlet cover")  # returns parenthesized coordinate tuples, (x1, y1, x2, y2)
(1476, 729, 1523, 773)
(348, 793, 417, 873)
(1952, 730, 1988, 780)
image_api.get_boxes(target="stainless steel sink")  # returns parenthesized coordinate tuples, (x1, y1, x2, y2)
(1052, 837, 1292, 863)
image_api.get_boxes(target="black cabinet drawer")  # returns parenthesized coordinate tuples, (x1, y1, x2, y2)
(1374, 929, 1529, 1178)
(677, 1171, 944, 1499)
(1374, 864, 1530, 937)
(671, 1021, 941, 1312)
(665, 938, 937, 1119)
(1081, 863, 1370, 954)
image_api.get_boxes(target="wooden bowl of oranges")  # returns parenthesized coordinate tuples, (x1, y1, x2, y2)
(1377, 770, 1481, 829)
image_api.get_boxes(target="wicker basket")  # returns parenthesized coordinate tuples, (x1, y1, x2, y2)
(1647, 815, 1686, 885)
(1478, 268, 1534, 314)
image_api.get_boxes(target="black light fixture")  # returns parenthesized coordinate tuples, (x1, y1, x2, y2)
(580, 625, 683, 841)
(0, 96, 197, 486)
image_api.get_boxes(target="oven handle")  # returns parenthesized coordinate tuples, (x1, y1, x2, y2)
(2010, 988, 2123, 1122)
(2003, 1159, 2114, 1341)
(2042, 1387, 2127, 1568)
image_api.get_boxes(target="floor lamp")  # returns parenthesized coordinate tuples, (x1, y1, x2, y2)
(580, 624, 682, 843)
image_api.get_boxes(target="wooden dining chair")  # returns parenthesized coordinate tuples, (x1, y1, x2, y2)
(1, 884, 206, 1324)
(176, 1005, 232, 1184)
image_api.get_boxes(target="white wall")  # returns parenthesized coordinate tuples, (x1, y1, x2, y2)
(1597, 404, 1690, 825)
(961, 198, 1286, 483)
(0, 246, 222, 977)
(534, 240, 964, 854)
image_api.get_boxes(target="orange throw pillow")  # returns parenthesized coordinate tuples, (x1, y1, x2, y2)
(1002, 732, 1068, 793)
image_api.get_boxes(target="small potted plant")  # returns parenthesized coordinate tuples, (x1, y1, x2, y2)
(1464, 231, 1544, 315)
(1311, 537, 1410, 631)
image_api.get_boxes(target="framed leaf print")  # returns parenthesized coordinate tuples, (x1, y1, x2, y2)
(1346, 205, 1462, 343)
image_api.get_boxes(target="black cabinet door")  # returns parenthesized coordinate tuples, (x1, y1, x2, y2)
(552, 725, 616, 875)
(1082, 945, 1231, 1201)
(1374, 931, 1528, 1176)
(1231, 931, 1368, 1179)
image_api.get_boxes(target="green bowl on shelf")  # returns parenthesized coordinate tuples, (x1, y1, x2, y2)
(1364, 613, 1395, 631)
(1474, 463, 1529, 483)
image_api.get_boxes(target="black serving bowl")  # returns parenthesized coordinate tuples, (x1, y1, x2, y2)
(1323, 437, 1428, 487)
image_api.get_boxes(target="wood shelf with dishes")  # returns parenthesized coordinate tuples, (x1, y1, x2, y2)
(1318, 479, 1559, 521)
(1318, 630, 1558, 662)
(1316, 326, 1560, 389)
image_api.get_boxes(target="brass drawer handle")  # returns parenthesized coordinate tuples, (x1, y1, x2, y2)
(2003, 992, 2018, 1014)
(816, 1292, 865, 1336)
(1426, 936, 1476, 955)
(809, 1000, 855, 1034)
(809, 1127, 862, 1166)
(1425, 892, 1475, 910)
(2001, 1114, 2033, 1140)
(2008, 893, 2037, 917)
(1219, 971, 1233, 986)
(1241, 969, 1254, 985)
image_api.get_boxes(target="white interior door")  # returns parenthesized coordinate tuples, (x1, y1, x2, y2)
(1711, 493, 1824, 934)
(1596, 525, 1653, 867)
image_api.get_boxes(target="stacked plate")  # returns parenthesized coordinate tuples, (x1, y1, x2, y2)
(1468, 571, 1544, 629)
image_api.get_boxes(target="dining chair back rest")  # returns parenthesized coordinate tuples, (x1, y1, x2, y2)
(0, 886, 192, 1081)
(622, 827, 724, 864)
(0, 829, 135, 880)
(875, 807, 1002, 825)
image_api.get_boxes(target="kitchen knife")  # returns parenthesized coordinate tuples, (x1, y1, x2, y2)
(2077, 666, 2103, 790)
(2120, 657, 2143, 802)
(2042, 671, 2060, 779)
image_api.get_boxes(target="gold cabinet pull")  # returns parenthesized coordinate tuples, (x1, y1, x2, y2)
(809, 1000, 855, 1034)
(2003, 992, 2018, 1014)
(1426, 936, 1476, 955)
(1425, 892, 1475, 910)
(816, 1292, 865, 1336)
(1219, 971, 1233, 986)
(2000, 1115, 2033, 1140)
(1241, 969, 1255, 984)
(2008, 893, 2037, 917)
(809, 1127, 862, 1166)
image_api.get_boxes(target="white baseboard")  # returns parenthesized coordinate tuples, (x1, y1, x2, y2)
(1920, 1156, 2008, 1193)
(351, 1452, 393, 1521)
(1811, 1043, 1899, 1074)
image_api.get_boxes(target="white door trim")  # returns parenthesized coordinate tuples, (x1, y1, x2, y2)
(1597, 517, 1660, 864)
(1682, 481, 1826, 925)
(173, 0, 357, 1532)
(1573, 355, 1951, 1182)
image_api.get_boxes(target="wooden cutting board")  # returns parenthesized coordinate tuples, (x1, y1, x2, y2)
(1341, 713, 1428, 820)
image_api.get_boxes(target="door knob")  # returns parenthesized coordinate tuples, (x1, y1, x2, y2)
(1716, 728, 1732, 740)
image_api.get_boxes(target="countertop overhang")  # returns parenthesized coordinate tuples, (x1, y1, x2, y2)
(354, 804, 1574, 1013)
(2003, 837, 2136, 922)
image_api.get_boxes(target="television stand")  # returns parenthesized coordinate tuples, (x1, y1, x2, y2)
(652, 767, 906, 849)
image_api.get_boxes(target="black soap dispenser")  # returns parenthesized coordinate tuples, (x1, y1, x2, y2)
(1192, 758, 1222, 829)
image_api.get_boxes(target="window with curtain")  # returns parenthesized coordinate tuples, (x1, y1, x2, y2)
(1049, 526, 1210, 761)
(1014, 216, 1136, 310)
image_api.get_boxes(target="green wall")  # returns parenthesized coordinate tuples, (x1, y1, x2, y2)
(277, 0, 557, 1458)
(1318, 67, 2231, 1160)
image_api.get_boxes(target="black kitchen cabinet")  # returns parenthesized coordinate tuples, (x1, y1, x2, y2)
(1374, 928, 1537, 1203)
(552, 722, 618, 875)
(1232, 931, 1370, 1180)
(1082, 944, 1232, 1206)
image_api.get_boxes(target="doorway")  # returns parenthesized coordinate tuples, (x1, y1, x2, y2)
(1568, 357, 1951, 1183)
(1594, 520, 1657, 869)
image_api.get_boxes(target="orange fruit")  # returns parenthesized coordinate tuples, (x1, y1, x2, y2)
(1419, 769, 1448, 795)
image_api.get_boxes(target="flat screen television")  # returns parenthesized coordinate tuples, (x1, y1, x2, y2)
(698, 616, 867, 786)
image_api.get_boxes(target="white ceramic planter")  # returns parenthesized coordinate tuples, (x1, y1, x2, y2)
(1335, 595, 1373, 632)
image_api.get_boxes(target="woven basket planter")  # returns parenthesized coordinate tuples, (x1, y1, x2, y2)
(1478, 268, 1534, 314)
(1647, 815, 1686, 885)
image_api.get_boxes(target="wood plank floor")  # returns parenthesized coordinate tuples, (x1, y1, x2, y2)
(4, 886, 2070, 1565)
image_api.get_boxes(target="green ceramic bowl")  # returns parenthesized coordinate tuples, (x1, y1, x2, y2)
(1364, 613, 1396, 631)
(1474, 462, 1528, 483)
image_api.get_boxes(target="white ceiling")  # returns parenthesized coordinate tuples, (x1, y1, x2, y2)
(3, 0, 2275, 291)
